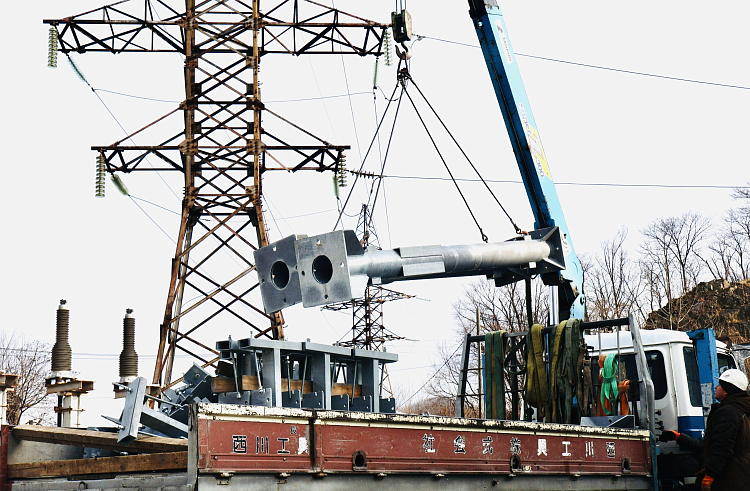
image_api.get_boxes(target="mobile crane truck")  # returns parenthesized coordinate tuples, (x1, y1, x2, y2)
(2, 1, 739, 490)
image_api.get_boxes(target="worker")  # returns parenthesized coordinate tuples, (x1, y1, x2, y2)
(660, 369, 750, 491)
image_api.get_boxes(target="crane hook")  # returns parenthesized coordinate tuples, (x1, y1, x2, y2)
(396, 41, 412, 60)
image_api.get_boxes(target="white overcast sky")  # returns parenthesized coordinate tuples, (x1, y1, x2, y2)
(2, 1, 748, 426)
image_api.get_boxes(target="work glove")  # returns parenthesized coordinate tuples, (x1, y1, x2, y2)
(701, 474, 714, 491)
(659, 430, 680, 442)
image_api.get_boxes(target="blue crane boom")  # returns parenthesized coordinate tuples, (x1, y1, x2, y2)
(469, 0, 585, 320)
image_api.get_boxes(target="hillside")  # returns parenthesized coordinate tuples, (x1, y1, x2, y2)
(645, 279, 750, 344)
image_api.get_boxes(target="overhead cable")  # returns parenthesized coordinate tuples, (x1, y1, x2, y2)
(418, 35, 750, 91)
(332, 81, 403, 231)
(401, 343, 463, 406)
(375, 174, 749, 190)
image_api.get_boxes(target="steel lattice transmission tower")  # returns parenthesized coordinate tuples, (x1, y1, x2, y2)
(45, 1, 387, 388)
(323, 204, 412, 395)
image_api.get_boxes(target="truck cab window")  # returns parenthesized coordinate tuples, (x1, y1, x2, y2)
(617, 351, 668, 400)
(717, 353, 737, 373)
(683, 347, 702, 407)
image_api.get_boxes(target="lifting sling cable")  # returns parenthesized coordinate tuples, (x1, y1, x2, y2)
(561, 318, 582, 424)
(401, 86, 488, 242)
(525, 323, 550, 421)
(549, 320, 567, 423)
(552, 318, 591, 423)
(600, 352, 619, 415)
(366, 87, 405, 218)
(333, 81, 403, 231)
(576, 320, 594, 417)
(406, 75, 524, 236)
(484, 330, 507, 419)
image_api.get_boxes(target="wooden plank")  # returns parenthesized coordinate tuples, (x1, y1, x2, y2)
(212, 376, 362, 397)
(8, 451, 187, 479)
(331, 382, 362, 398)
(11, 425, 187, 453)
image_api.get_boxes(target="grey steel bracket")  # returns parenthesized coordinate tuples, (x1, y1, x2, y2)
(332, 394, 350, 411)
(351, 395, 373, 412)
(218, 391, 252, 405)
(115, 376, 188, 444)
(213, 337, 398, 413)
(380, 398, 396, 414)
(302, 391, 324, 409)
(282, 390, 302, 408)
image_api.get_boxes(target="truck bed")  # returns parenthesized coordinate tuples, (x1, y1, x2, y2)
(2, 404, 654, 491)
(194, 403, 653, 490)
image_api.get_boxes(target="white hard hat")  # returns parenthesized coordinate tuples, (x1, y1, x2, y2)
(719, 369, 749, 391)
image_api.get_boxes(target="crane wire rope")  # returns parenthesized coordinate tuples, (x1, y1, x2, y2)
(370, 85, 394, 247)
(401, 83, 489, 243)
(364, 86, 404, 222)
(407, 74, 524, 236)
(332, 81, 402, 231)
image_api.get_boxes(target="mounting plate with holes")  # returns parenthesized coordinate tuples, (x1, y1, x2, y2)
(253, 234, 302, 313)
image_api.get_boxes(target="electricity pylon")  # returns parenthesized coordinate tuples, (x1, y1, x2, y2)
(46, 1, 387, 388)
(323, 204, 412, 397)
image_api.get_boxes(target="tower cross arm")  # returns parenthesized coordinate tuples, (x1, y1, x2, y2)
(44, 1, 185, 54)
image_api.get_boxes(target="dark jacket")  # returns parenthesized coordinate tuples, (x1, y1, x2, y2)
(678, 392, 750, 491)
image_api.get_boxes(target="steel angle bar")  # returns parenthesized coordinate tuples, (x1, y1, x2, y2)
(93, 146, 184, 172)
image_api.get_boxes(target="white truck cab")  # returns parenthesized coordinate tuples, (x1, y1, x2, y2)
(585, 328, 739, 445)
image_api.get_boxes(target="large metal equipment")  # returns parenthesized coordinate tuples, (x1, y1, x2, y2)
(215, 337, 397, 413)
(255, 227, 565, 313)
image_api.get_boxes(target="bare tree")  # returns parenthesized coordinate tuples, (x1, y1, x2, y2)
(425, 278, 549, 418)
(704, 185, 750, 282)
(639, 213, 710, 329)
(702, 209, 750, 282)
(0, 333, 54, 425)
(585, 228, 643, 322)
(733, 183, 750, 203)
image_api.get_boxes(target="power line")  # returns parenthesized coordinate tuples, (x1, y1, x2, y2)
(128, 196, 175, 244)
(401, 343, 462, 406)
(266, 91, 372, 104)
(93, 89, 374, 106)
(93, 88, 179, 104)
(417, 35, 750, 91)
(130, 195, 181, 216)
(371, 173, 748, 190)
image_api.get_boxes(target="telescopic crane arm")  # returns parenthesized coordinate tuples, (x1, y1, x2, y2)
(469, 0, 585, 320)
(254, 2, 585, 320)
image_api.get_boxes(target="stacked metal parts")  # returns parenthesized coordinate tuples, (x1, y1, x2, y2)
(214, 337, 398, 413)
(111, 333, 398, 443)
